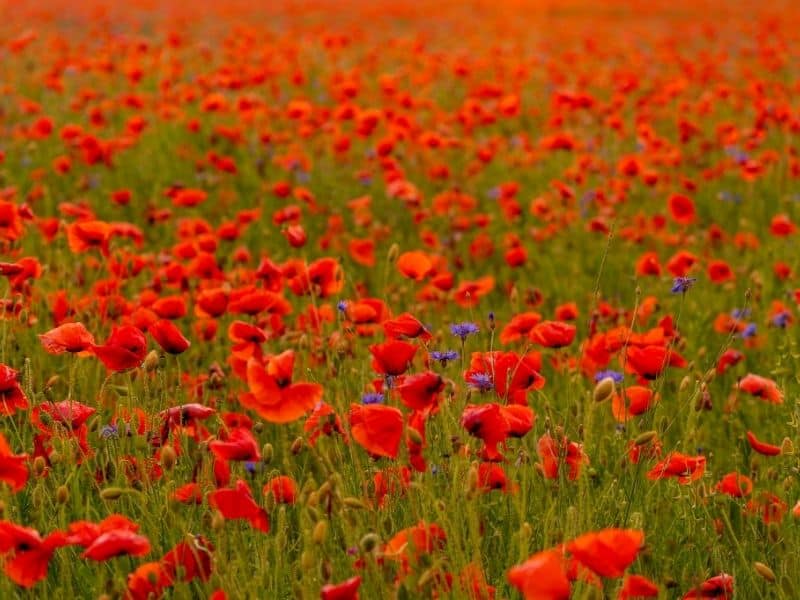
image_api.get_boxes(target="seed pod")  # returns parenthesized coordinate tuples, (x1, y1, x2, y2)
(211, 511, 225, 531)
(592, 377, 615, 403)
(100, 487, 124, 500)
(261, 443, 273, 464)
(290, 437, 304, 455)
(160, 445, 177, 470)
(634, 431, 657, 446)
(387, 243, 399, 263)
(360, 533, 380, 553)
(754, 562, 776, 583)
(343, 497, 368, 510)
(56, 485, 69, 504)
(33, 456, 46, 476)
(312, 520, 328, 544)
(143, 350, 160, 372)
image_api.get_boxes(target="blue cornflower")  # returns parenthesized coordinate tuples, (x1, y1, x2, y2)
(594, 370, 624, 384)
(739, 323, 757, 339)
(771, 311, 791, 328)
(430, 350, 459, 366)
(362, 392, 385, 405)
(337, 300, 348, 313)
(100, 424, 119, 439)
(450, 322, 480, 341)
(671, 277, 696, 294)
(245, 461, 262, 475)
(731, 307, 751, 320)
(467, 372, 494, 392)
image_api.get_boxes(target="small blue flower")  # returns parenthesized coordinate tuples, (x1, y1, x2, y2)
(337, 300, 348, 313)
(731, 307, 751, 320)
(594, 370, 624, 384)
(450, 322, 480, 341)
(245, 461, 261, 475)
(739, 323, 757, 339)
(362, 392, 385, 405)
(100, 424, 119, 439)
(771, 311, 791, 328)
(430, 350, 459, 366)
(467, 372, 494, 392)
(671, 277, 696, 294)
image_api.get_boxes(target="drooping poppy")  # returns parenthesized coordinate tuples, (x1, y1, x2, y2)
(149, 320, 191, 354)
(746, 431, 781, 456)
(646, 452, 706, 484)
(208, 480, 269, 533)
(349, 403, 404, 459)
(38, 322, 95, 354)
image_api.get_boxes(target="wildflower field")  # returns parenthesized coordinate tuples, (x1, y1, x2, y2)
(1, 0, 799, 597)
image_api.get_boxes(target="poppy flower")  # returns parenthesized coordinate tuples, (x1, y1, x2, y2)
(707, 259, 734, 284)
(396, 371, 444, 414)
(464, 351, 545, 404)
(264, 476, 298, 504)
(397, 251, 433, 281)
(715, 472, 753, 498)
(682, 573, 733, 600)
(209, 427, 260, 462)
(173, 483, 204, 504)
(91, 325, 148, 372)
(566, 529, 644, 578)
(647, 452, 706, 484)
(160, 535, 214, 583)
(38, 322, 95, 354)
(349, 403, 404, 459)
(208, 480, 269, 533)
(746, 431, 781, 456)
(241, 353, 323, 423)
(625, 345, 686, 380)
(304, 402, 347, 446)
(499, 312, 542, 344)
(667, 193, 696, 225)
(0, 433, 28, 492)
(81, 530, 151, 561)
(383, 313, 432, 340)
(321, 576, 361, 600)
(537, 433, 589, 480)
(369, 340, 417, 376)
(149, 319, 191, 354)
(611, 386, 657, 422)
(0, 365, 28, 416)
(127, 562, 170, 600)
(66, 220, 112, 255)
(381, 522, 447, 571)
(619, 574, 659, 598)
(461, 403, 511, 461)
(716, 349, 743, 374)
(0, 522, 68, 587)
(737, 373, 783, 404)
(508, 548, 571, 600)
(529, 321, 576, 348)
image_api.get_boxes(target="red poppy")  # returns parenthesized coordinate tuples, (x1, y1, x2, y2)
(461, 403, 511, 461)
(716, 349, 743, 374)
(397, 251, 433, 281)
(464, 351, 545, 404)
(667, 193, 696, 225)
(383, 313, 432, 340)
(0, 433, 28, 492)
(738, 373, 783, 404)
(209, 427, 260, 462)
(241, 353, 323, 423)
(396, 371, 444, 414)
(304, 402, 347, 446)
(508, 548, 571, 600)
(160, 535, 214, 583)
(0, 365, 27, 416)
(369, 340, 417, 376)
(321, 576, 361, 600)
(499, 312, 542, 344)
(39, 322, 95, 354)
(349, 403, 404, 459)
(707, 259, 734, 284)
(149, 319, 191, 354)
(715, 472, 753, 498)
(264, 476, 298, 504)
(81, 530, 151, 561)
(682, 573, 733, 600)
(91, 326, 148, 372)
(625, 345, 686, 380)
(611, 386, 657, 422)
(529, 321, 576, 348)
(566, 529, 644, 578)
(619, 574, 659, 599)
(0, 522, 67, 587)
(173, 483, 204, 504)
(208, 480, 269, 533)
(537, 433, 588, 480)
(647, 452, 706, 484)
(746, 431, 781, 456)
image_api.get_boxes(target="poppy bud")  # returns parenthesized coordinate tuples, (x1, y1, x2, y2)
(143, 350, 161, 372)
(301, 550, 315, 571)
(56, 485, 69, 504)
(253, 422, 264, 434)
(262, 443, 274, 463)
(360, 533, 380, 553)
(407, 426, 423, 446)
(679, 375, 691, 392)
(160, 445, 177, 470)
(387, 243, 399, 263)
(634, 430, 657, 446)
(33, 456, 46, 476)
(343, 497, 368, 510)
(321, 559, 332, 582)
(211, 510, 225, 531)
(754, 562, 776, 583)
(312, 520, 328, 544)
(306, 505, 321, 523)
(100, 487, 124, 500)
(593, 377, 615, 403)
(290, 437, 304, 455)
